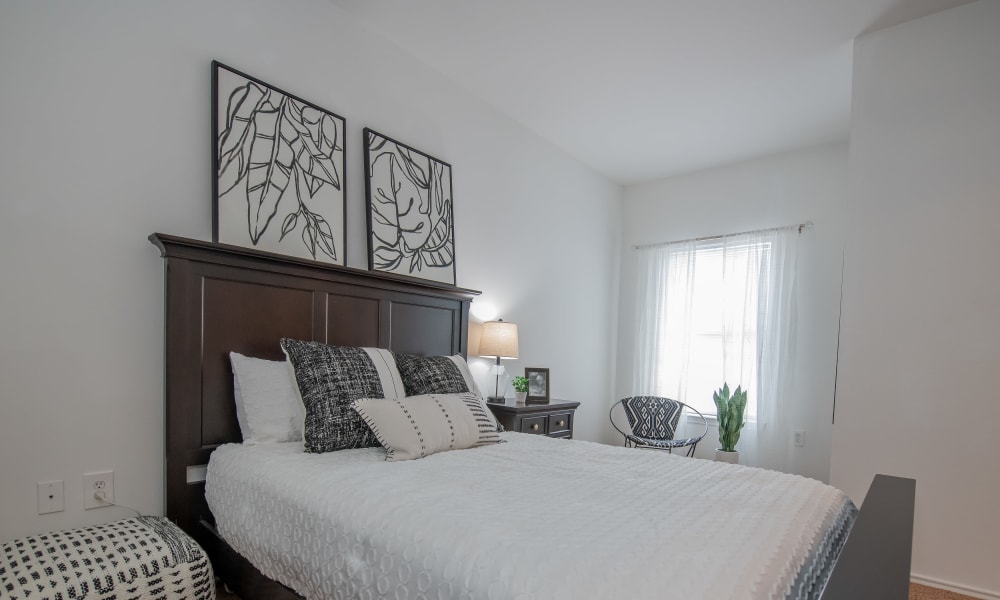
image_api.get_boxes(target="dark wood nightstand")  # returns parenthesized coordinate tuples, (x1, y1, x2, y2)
(486, 399, 580, 439)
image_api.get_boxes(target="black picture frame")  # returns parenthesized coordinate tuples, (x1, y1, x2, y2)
(212, 61, 347, 265)
(525, 367, 550, 403)
(363, 128, 456, 285)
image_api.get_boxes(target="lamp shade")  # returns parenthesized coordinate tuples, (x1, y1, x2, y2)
(478, 320, 519, 359)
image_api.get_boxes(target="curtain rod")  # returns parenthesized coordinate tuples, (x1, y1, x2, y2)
(633, 221, 813, 251)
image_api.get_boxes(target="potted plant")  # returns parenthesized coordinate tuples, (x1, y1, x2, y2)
(512, 376, 528, 403)
(713, 383, 747, 464)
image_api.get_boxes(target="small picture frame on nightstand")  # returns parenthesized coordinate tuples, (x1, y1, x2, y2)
(525, 367, 550, 403)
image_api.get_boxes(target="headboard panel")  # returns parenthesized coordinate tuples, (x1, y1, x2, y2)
(150, 234, 479, 537)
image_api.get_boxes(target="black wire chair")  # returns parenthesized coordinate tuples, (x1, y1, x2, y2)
(609, 396, 708, 457)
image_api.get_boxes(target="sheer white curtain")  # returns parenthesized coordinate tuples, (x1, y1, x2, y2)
(632, 227, 799, 471)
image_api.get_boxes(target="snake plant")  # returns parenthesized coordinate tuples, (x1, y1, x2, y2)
(713, 383, 748, 452)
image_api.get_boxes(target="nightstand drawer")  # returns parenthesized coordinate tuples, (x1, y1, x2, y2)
(548, 413, 571, 435)
(520, 415, 547, 434)
(486, 399, 580, 439)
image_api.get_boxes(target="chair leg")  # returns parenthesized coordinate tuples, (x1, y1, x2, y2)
(685, 442, 698, 458)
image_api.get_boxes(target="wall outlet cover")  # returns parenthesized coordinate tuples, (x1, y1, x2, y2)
(83, 471, 114, 509)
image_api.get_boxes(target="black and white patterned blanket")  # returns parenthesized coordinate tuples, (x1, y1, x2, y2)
(0, 517, 214, 600)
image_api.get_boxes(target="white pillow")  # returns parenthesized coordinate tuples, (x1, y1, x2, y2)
(230, 352, 305, 444)
(352, 393, 502, 461)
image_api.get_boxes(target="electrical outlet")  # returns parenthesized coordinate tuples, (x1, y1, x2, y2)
(794, 430, 805, 447)
(37, 480, 65, 514)
(83, 471, 114, 509)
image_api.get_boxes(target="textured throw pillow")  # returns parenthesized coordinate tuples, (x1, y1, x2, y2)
(281, 339, 406, 453)
(393, 353, 503, 431)
(229, 352, 305, 444)
(352, 393, 502, 461)
(394, 353, 471, 396)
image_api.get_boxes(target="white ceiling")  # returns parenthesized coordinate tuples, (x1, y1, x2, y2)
(330, 0, 972, 185)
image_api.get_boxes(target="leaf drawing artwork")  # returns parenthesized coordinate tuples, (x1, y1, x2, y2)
(363, 128, 456, 285)
(213, 62, 346, 265)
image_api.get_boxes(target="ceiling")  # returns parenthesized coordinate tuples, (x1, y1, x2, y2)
(330, 0, 972, 185)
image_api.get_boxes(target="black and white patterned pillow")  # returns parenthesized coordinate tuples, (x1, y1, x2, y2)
(281, 339, 404, 453)
(394, 353, 471, 396)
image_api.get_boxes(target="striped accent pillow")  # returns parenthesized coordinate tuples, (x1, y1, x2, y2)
(352, 393, 502, 461)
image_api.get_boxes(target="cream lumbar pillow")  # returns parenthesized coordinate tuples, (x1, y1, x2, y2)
(352, 393, 502, 461)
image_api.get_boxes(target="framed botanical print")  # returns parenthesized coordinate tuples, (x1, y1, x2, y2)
(363, 128, 456, 285)
(213, 61, 346, 265)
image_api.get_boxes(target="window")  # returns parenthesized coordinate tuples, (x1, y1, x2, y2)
(633, 227, 797, 426)
(648, 240, 767, 417)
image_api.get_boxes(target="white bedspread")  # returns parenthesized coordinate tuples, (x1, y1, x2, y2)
(207, 434, 853, 600)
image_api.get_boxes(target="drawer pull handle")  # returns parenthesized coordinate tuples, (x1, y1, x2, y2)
(531, 424, 540, 431)
(557, 420, 565, 427)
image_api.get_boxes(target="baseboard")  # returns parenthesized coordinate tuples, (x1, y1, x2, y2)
(912, 573, 1000, 600)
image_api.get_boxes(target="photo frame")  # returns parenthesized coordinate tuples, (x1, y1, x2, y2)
(363, 128, 456, 285)
(213, 61, 346, 265)
(525, 367, 550, 403)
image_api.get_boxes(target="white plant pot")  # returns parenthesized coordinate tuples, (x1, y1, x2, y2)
(715, 449, 740, 464)
(515, 392, 527, 404)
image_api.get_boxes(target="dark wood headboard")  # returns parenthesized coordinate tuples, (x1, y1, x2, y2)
(150, 233, 480, 538)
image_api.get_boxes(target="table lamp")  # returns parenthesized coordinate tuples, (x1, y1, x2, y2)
(478, 319, 519, 403)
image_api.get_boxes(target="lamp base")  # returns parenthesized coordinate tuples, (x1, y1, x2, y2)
(486, 396, 507, 404)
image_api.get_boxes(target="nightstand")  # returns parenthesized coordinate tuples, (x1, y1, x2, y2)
(486, 399, 580, 439)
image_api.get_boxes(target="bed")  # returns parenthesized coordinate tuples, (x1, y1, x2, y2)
(150, 233, 915, 600)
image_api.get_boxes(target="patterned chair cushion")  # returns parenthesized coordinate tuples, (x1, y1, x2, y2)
(0, 517, 214, 600)
(621, 396, 684, 441)
(625, 434, 703, 449)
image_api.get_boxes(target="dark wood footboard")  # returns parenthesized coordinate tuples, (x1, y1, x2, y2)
(821, 475, 916, 600)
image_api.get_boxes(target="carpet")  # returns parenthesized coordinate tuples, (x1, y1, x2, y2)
(911, 583, 979, 600)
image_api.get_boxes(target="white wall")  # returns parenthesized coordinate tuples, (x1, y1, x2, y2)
(617, 143, 848, 481)
(831, 1, 1000, 596)
(0, 1, 621, 541)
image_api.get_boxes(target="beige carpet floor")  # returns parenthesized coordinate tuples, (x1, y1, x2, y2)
(216, 582, 978, 599)
(910, 582, 979, 600)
